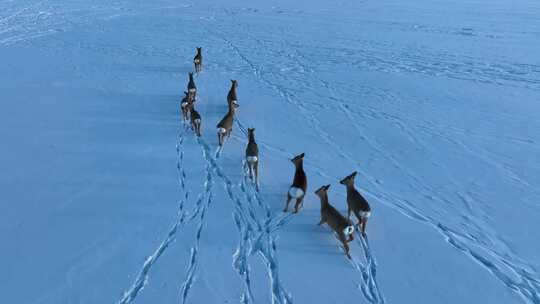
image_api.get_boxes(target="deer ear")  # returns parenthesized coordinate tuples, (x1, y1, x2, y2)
(300, 153, 305, 158)
(325, 184, 331, 190)
(352, 171, 358, 178)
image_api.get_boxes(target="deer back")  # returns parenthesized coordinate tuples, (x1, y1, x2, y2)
(190, 108, 201, 121)
(194, 48, 202, 61)
(188, 73, 196, 90)
(325, 203, 352, 233)
(347, 186, 371, 212)
(246, 141, 258, 157)
(245, 129, 258, 157)
(292, 167, 307, 190)
(216, 106, 236, 129)
(227, 87, 237, 102)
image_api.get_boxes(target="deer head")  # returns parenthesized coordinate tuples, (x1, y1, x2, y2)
(291, 153, 305, 167)
(314, 184, 331, 197)
(339, 171, 357, 186)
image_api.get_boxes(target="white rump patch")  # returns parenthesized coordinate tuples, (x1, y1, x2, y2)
(231, 100, 238, 105)
(359, 211, 371, 218)
(181, 102, 189, 107)
(217, 127, 227, 134)
(189, 88, 196, 93)
(193, 119, 201, 124)
(194, 59, 200, 63)
(246, 156, 258, 163)
(288, 187, 304, 199)
(343, 225, 355, 236)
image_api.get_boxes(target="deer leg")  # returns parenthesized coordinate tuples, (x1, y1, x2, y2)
(284, 193, 292, 212)
(254, 161, 259, 189)
(339, 233, 351, 259)
(293, 196, 304, 213)
(318, 217, 325, 226)
(361, 218, 368, 235)
(218, 133, 223, 146)
(248, 162, 253, 180)
(348, 207, 352, 221)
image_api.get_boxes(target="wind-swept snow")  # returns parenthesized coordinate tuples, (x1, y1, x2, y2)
(1, 0, 539, 303)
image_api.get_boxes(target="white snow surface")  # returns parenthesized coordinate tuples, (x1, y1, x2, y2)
(1, 0, 540, 303)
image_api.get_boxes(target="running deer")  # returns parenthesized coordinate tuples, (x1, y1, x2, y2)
(245, 128, 259, 187)
(216, 99, 239, 146)
(187, 72, 197, 98)
(227, 80, 238, 107)
(340, 171, 371, 235)
(193, 47, 202, 72)
(190, 106, 202, 137)
(284, 153, 307, 213)
(315, 184, 355, 259)
(181, 91, 193, 121)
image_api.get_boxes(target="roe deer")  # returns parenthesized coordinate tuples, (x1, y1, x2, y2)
(187, 72, 197, 98)
(245, 128, 259, 187)
(193, 47, 202, 72)
(216, 99, 239, 146)
(340, 171, 371, 235)
(181, 91, 193, 121)
(190, 106, 201, 137)
(315, 184, 355, 259)
(227, 80, 238, 107)
(284, 153, 307, 213)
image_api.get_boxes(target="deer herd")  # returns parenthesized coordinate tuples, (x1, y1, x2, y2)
(180, 47, 372, 259)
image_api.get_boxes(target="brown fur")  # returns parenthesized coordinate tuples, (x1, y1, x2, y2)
(340, 171, 371, 235)
(193, 47, 202, 72)
(187, 72, 196, 98)
(181, 91, 194, 121)
(284, 153, 307, 213)
(315, 184, 354, 258)
(227, 80, 238, 106)
(245, 128, 259, 186)
(216, 99, 239, 146)
(190, 106, 201, 137)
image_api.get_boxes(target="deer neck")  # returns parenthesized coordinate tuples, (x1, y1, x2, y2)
(294, 161, 304, 172)
(318, 192, 329, 208)
(227, 105, 236, 116)
(248, 133, 256, 143)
